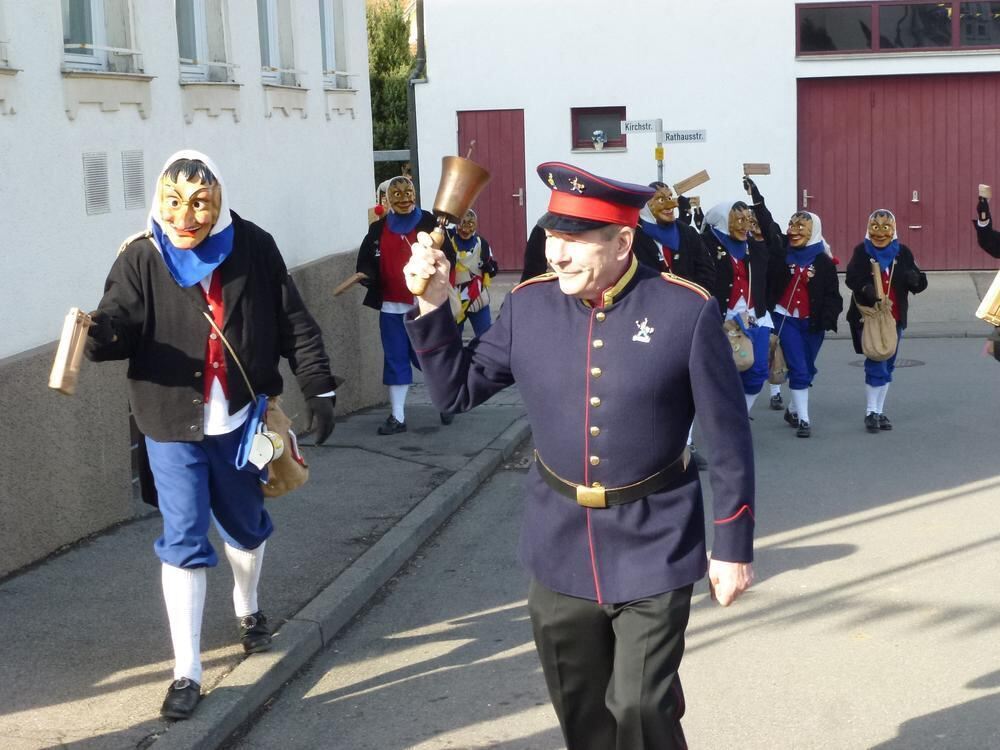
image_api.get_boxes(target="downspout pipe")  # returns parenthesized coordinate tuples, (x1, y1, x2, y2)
(407, 0, 427, 201)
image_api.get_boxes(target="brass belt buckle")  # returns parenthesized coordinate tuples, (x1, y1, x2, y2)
(576, 484, 607, 509)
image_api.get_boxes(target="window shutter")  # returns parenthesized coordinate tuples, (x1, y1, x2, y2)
(82, 152, 111, 215)
(122, 150, 146, 210)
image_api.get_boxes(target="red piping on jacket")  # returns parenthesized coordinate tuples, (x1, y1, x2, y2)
(714, 504, 755, 525)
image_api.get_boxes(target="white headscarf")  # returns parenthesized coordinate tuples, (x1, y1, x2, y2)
(704, 200, 747, 236)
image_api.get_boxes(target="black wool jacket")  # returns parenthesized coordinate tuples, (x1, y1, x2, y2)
(86, 212, 337, 442)
(632, 222, 716, 291)
(845, 243, 928, 353)
(702, 228, 772, 320)
(356, 211, 447, 310)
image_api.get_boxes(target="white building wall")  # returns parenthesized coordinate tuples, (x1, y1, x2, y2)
(1, 0, 373, 358)
(416, 0, 1000, 254)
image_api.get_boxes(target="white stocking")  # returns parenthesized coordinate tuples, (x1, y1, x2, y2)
(865, 384, 880, 415)
(770, 383, 782, 397)
(876, 383, 890, 414)
(791, 388, 810, 424)
(224, 541, 265, 618)
(161, 564, 206, 683)
(687, 423, 694, 446)
(389, 384, 409, 423)
(744, 391, 759, 414)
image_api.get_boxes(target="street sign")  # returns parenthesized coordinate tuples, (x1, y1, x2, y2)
(620, 119, 662, 135)
(662, 130, 707, 143)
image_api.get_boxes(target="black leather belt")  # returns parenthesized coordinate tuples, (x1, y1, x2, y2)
(534, 448, 691, 509)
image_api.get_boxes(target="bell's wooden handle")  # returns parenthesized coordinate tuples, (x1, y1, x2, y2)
(406, 226, 446, 296)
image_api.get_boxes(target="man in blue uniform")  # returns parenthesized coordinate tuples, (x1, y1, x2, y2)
(403, 162, 755, 750)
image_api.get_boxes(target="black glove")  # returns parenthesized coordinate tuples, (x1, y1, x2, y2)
(743, 177, 763, 205)
(676, 195, 692, 225)
(302, 395, 336, 445)
(87, 310, 117, 345)
(978, 197, 991, 224)
(905, 269, 922, 289)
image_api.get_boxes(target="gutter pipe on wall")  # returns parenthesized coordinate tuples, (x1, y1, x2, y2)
(407, 0, 427, 201)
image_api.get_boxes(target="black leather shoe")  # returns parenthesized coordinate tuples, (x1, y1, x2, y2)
(864, 413, 879, 433)
(440, 411, 455, 425)
(239, 611, 272, 654)
(160, 678, 201, 720)
(878, 413, 893, 431)
(689, 444, 708, 471)
(796, 420, 811, 438)
(769, 394, 784, 410)
(377, 416, 407, 435)
(783, 409, 799, 427)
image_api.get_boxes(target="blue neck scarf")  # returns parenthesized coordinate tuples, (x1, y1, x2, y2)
(453, 233, 478, 252)
(151, 219, 235, 288)
(639, 219, 681, 252)
(864, 238, 900, 272)
(786, 240, 825, 268)
(712, 227, 748, 260)
(386, 209, 422, 235)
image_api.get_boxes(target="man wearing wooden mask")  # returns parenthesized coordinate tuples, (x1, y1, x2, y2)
(86, 150, 338, 720)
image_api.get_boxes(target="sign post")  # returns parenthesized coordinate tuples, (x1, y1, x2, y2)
(621, 118, 664, 182)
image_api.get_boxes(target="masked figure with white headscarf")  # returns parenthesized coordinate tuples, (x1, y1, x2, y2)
(86, 151, 339, 720)
(845, 209, 927, 433)
(702, 199, 774, 414)
(767, 211, 843, 437)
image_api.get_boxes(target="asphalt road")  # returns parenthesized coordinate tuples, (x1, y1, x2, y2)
(228, 337, 1000, 750)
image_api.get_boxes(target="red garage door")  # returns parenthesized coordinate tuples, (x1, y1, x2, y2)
(798, 73, 1000, 270)
(457, 109, 527, 271)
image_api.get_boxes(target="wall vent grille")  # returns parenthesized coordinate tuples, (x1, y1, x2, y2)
(82, 152, 111, 215)
(121, 150, 145, 210)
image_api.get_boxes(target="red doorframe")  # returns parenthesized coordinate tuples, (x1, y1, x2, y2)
(798, 73, 1000, 270)
(457, 109, 527, 271)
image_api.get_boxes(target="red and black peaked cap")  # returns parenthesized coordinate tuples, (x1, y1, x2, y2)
(536, 162, 656, 233)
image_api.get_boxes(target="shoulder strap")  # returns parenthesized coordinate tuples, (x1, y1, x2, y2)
(201, 311, 256, 397)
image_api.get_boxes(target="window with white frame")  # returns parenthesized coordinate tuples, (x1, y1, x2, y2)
(62, 0, 142, 73)
(257, 0, 297, 86)
(319, 0, 349, 88)
(176, 0, 233, 82)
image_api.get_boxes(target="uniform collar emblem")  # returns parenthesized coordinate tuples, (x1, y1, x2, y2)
(632, 317, 654, 344)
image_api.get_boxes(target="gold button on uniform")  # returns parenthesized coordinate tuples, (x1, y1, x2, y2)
(589, 456, 600, 466)
(590, 396, 601, 407)
(590, 426, 600, 437)
(591, 367, 602, 378)
(591, 482, 603, 488)
(593, 339, 604, 349)
(595, 311, 606, 322)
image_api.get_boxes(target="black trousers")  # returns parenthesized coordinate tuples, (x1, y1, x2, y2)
(527, 579, 693, 750)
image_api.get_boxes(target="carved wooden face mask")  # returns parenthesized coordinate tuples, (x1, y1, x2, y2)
(728, 206, 751, 241)
(387, 178, 416, 215)
(457, 210, 478, 240)
(647, 186, 678, 223)
(868, 212, 896, 248)
(159, 175, 221, 249)
(787, 212, 814, 248)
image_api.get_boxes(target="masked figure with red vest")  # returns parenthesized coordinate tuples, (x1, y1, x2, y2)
(767, 211, 843, 437)
(845, 209, 927, 433)
(86, 151, 338, 720)
(356, 175, 457, 433)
